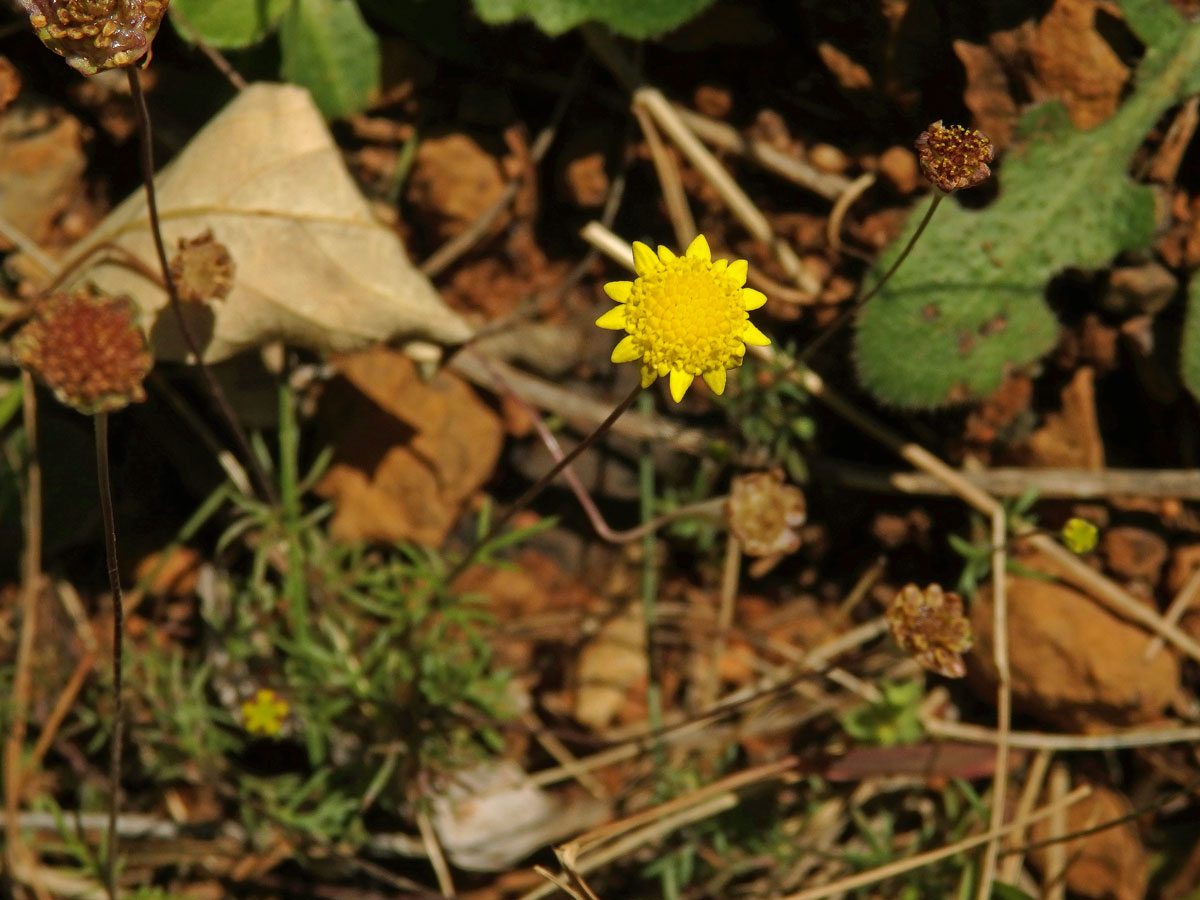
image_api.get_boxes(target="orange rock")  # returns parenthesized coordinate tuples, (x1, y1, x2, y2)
(970, 564, 1178, 730)
(1166, 543, 1200, 596)
(405, 133, 509, 244)
(1029, 785, 1147, 900)
(315, 347, 503, 547)
(1022, 367, 1104, 470)
(1100, 526, 1168, 585)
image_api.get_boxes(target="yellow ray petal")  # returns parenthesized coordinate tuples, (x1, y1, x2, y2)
(727, 259, 748, 287)
(657, 362, 672, 377)
(711, 259, 729, 274)
(611, 335, 642, 363)
(685, 234, 711, 261)
(702, 367, 727, 395)
(604, 281, 633, 302)
(741, 287, 767, 310)
(669, 369, 695, 403)
(657, 245, 677, 264)
(640, 365, 658, 388)
(595, 306, 628, 330)
(740, 321, 771, 346)
(632, 241, 660, 276)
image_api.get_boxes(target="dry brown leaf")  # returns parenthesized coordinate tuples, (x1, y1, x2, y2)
(573, 600, 646, 730)
(58, 83, 472, 363)
(314, 346, 503, 548)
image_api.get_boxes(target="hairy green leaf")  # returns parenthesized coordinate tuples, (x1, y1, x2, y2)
(472, 0, 717, 38)
(855, 4, 1200, 409)
(279, 0, 380, 118)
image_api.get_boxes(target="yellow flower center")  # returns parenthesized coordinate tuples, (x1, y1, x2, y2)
(626, 257, 748, 376)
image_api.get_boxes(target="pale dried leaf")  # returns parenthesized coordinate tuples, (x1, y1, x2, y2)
(59, 83, 472, 363)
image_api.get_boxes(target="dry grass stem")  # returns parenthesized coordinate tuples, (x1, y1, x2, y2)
(828, 463, 1200, 499)
(825, 172, 875, 254)
(674, 107, 851, 200)
(632, 102, 695, 247)
(978, 506, 1012, 899)
(776, 786, 1093, 900)
(1144, 560, 1200, 659)
(925, 718, 1200, 749)
(1002, 748, 1053, 883)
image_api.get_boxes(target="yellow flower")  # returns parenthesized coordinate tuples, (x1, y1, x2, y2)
(242, 688, 289, 736)
(597, 235, 770, 403)
(1060, 517, 1098, 554)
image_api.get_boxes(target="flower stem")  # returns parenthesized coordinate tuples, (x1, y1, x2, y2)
(125, 68, 279, 507)
(94, 412, 123, 900)
(800, 192, 944, 363)
(448, 382, 641, 583)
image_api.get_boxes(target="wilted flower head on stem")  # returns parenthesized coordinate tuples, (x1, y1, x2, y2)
(597, 234, 771, 403)
(18, 0, 169, 75)
(914, 121, 994, 193)
(13, 286, 153, 415)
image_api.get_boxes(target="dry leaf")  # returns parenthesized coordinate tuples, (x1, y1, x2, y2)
(58, 83, 472, 363)
(314, 346, 503, 547)
(573, 600, 646, 730)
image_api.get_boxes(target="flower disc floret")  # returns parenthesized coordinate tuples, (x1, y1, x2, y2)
(597, 235, 770, 402)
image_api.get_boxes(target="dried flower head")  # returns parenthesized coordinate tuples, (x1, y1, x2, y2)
(13, 286, 152, 414)
(726, 470, 807, 557)
(914, 121, 994, 193)
(886, 583, 973, 678)
(17, 0, 169, 75)
(169, 230, 235, 303)
(241, 688, 289, 737)
(1060, 517, 1099, 555)
(597, 235, 771, 402)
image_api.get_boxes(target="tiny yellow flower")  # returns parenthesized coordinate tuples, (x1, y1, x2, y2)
(242, 688, 289, 736)
(1060, 517, 1098, 554)
(597, 234, 771, 403)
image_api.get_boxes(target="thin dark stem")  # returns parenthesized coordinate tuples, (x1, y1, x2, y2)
(447, 382, 641, 584)
(800, 192, 944, 363)
(125, 68, 279, 507)
(94, 412, 122, 900)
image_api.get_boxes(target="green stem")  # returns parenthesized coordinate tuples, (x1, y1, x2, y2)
(94, 412, 122, 900)
(636, 391, 679, 900)
(125, 68, 279, 507)
(800, 192, 944, 363)
(278, 381, 307, 642)
(446, 382, 641, 584)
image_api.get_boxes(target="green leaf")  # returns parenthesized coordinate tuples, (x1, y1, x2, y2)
(1181, 272, 1200, 399)
(279, 0, 381, 118)
(170, 0, 291, 48)
(471, 0, 717, 38)
(855, 17, 1200, 409)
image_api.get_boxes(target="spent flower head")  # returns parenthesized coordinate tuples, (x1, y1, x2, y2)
(18, 0, 169, 75)
(886, 583, 973, 679)
(914, 121, 994, 193)
(597, 234, 771, 402)
(242, 688, 289, 737)
(170, 230, 235, 303)
(13, 286, 152, 415)
(727, 470, 807, 557)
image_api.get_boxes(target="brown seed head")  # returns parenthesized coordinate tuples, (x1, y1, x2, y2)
(13, 286, 153, 414)
(886, 583, 973, 678)
(17, 0, 169, 75)
(726, 470, 807, 557)
(914, 121, 994, 193)
(169, 230, 236, 303)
